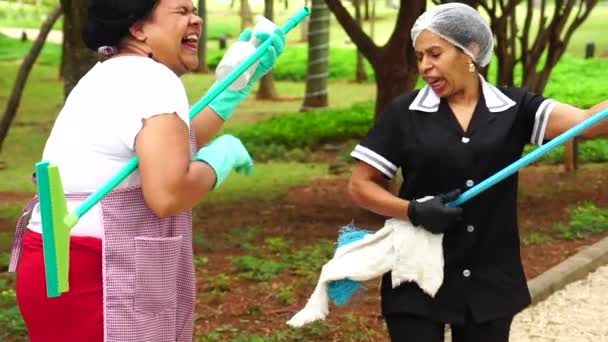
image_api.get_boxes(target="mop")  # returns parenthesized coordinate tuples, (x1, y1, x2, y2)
(35, 7, 311, 298)
(287, 107, 608, 327)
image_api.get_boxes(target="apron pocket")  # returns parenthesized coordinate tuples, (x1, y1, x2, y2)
(134, 236, 182, 314)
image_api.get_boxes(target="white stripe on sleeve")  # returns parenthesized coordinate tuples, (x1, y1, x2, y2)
(350, 144, 398, 179)
(530, 99, 558, 145)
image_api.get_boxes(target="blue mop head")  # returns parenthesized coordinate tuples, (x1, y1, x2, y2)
(327, 224, 372, 306)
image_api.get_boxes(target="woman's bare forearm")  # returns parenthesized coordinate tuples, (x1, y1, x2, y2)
(348, 177, 410, 221)
(583, 100, 608, 138)
(192, 107, 225, 149)
(149, 161, 216, 217)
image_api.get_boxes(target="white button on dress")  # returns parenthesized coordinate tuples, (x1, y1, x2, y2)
(463, 269, 471, 277)
(461, 137, 470, 143)
(467, 225, 475, 232)
(466, 179, 475, 187)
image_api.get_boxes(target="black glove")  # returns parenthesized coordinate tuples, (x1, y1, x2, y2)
(407, 189, 463, 234)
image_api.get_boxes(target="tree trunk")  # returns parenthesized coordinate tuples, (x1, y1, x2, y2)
(257, 0, 279, 99)
(478, 0, 597, 93)
(195, 0, 209, 73)
(61, 0, 98, 98)
(369, 0, 376, 39)
(301, 0, 330, 110)
(300, 0, 309, 42)
(353, 0, 367, 82)
(374, 48, 417, 116)
(0, 5, 63, 155)
(59, 34, 65, 79)
(325, 0, 424, 117)
(240, 0, 254, 31)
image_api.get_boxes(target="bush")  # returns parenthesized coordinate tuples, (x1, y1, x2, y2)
(230, 100, 608, 163)
(543, 56, 608, 108)
(523, 139, 608, 164)
(555, 203, 608, 239)
(208, 46, 374, 81)
(0, 279, 27, 340)
(226, 102, 374, 160)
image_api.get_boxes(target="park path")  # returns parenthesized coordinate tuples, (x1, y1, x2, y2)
(0, 27, 62, 44)
(509, 264, 608, 342)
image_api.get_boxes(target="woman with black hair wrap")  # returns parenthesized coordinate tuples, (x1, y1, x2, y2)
(9, 0, 286, 341)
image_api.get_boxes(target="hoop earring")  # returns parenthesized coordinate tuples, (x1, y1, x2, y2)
(468, 62, 476, 73)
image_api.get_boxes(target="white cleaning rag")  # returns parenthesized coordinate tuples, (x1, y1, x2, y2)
(286, 218, 444, 327)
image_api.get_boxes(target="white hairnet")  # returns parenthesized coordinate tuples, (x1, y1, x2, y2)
(411, 3, 494, 67)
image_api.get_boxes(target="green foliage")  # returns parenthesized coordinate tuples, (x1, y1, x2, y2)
(208, 46, 374, 82)
(543, 56, 608, 108)
(0, 33, 61, 65)
(523, 139, 608, 164)
(0, 252, 10, 270)
(206, 273, 233, 293)
(228, 238, 333, 282)
(337, 141, 360, 165)
(203, 163, 329, 205)
(223, 226, 262, 251)
(0, 202, 22, 223)
(276, 286, 295, 306)
(227, 102, 374, 160)
(283, 240, 334, 279)
(232, 97, 608, 164)
(0, 278, 27, 340)
(555, 203, 608, 239)
(199, 322, 331, 342)
(0, 2, 61, 30)
(230, 255, 285, 281)
(199, 325, 242, 342)
(193, 231, 213, 252)
(264, 237, 292, 254)
(206, 22, 240, 41)
(193, 255, 209, 267)
(521, 232, 551, 246)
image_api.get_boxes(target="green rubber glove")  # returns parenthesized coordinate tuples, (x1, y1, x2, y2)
(192, 135, 253, 190)
(208, 27, 286, 121)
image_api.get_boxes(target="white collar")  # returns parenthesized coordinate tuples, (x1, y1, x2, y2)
(409, 76, 516, 113)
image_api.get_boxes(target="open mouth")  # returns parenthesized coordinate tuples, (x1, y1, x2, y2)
(181, 34, 199, 50)
(426, 77, 446, 92)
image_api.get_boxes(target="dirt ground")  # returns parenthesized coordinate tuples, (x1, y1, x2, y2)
(189, 164, 608, 341)
(0, 164, 606, 341)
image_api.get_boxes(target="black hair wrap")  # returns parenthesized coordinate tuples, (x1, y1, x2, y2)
(82, 0, 160, 51)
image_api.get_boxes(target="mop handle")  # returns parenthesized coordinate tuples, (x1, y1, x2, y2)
(448, 107, 608, 207)
(73, 7, 311, 218)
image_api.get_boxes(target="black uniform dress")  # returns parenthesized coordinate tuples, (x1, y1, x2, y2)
(351, 78, 558, 326)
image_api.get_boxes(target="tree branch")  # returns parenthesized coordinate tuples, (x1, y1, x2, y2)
(0, 5, 63, 153)
(324, 0, 378, 60)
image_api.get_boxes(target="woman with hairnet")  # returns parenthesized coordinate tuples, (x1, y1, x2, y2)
(348, 3, 608, 341)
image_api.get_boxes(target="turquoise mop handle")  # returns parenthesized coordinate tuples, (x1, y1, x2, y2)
(189, 7, 310, 119)
(447, 107, 608, 208)
(73, 7, 311, 219)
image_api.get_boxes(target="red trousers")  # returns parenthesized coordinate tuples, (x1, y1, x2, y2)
(16, 230, 103, 342)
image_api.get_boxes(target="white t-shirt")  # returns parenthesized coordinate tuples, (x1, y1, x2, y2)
(28, 56, 190, 238)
